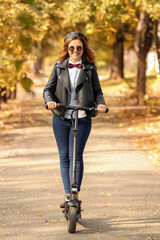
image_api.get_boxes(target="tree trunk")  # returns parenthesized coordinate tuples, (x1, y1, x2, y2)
(34, 56, 43, 75)
(9, 85, 17, 99)
(0, 86, 17, 108)
(110, 29, 124, 79)
(134, 11, 154, 105)
(137, 53, 146, 103)
(0, 88, 7, 103)
(155, 20, 160, 72)
(33, 41, 43, 75)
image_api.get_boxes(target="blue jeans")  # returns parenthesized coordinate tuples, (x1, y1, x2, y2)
(52, 116, 92, 194)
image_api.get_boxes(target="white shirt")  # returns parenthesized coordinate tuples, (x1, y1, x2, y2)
(64, 59, 86, 119)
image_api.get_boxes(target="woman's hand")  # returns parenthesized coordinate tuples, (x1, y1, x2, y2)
(47, 101, 57, 110)
(97, 104, 107, 113)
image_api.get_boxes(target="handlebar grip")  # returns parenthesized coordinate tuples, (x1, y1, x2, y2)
(95, 107, 109, 113)
(105, 107, 109, 113)
(46, 102, 62, 110)
(57, 103, 65, 108)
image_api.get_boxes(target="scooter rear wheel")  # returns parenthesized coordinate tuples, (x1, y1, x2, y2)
(67, 207, 77, 233)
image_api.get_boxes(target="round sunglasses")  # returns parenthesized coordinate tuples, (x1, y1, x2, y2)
(68, 46, 83, 52)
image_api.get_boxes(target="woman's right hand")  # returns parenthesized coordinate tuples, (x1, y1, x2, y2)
(47, 101, 57, 110)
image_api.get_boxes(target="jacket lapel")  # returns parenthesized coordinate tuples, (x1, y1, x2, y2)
(58, 59, 71, 94)
(75, 69, 86, 90)
(58, 60, 93, 94)
(75, 63, 92, 91)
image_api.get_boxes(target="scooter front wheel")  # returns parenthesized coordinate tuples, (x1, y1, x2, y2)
(67, 207, 77, 233)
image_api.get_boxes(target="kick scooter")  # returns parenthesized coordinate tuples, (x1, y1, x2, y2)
(57, 103, 109, 233)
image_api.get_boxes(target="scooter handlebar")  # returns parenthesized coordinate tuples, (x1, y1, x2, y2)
(57, 103, 109, 113)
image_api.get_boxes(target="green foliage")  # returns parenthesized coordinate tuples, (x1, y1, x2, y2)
(0, 0, 49, 92)
(15, 60, 24, 71)
(20, 0, 35, 4)
(18, 13, 35, 29)
(20, 77, 33, 92)
(19, 36, 32, 51)
(59, 0, 138, 48)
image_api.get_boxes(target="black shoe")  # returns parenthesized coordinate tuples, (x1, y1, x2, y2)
(60, 195, 70, 208)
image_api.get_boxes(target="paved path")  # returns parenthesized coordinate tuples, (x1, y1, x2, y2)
(0, 80, 160, 240)
(1, 116, 160, 240)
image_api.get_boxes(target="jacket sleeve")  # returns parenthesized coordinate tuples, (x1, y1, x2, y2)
(43, 64, 57, 107)
(92, 65, 106, 106)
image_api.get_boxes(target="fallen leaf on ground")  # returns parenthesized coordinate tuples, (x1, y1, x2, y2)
(107, 193, 112, 197)
(129, 207, 135, 210)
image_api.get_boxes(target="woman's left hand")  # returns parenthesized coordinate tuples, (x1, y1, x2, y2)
(97, 104, 107, 113)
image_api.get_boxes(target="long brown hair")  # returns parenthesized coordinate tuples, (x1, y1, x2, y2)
(59, 37, 96, 63)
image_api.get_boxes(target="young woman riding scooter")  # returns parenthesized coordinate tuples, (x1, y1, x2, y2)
(43, 31, 107, 209)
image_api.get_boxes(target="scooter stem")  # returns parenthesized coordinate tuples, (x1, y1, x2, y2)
(72, 110, 78, 193)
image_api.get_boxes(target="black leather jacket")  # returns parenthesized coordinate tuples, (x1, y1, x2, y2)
(43, 59, 106, 119)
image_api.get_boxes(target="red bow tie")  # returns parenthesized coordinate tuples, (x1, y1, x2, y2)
(68, 63, 82, 69)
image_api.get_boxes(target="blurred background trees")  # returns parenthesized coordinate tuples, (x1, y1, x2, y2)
(0, 0, 49, 104)
(0, 0, 160, 107)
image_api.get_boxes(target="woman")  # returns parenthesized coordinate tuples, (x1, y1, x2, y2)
(43, 32, 107, 207)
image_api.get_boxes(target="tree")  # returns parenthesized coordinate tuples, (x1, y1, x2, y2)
(93, 0, 137, 79)
(110, 28, 124, 79)
(155, 20, 160, 72)
(0, 0, 49, 106)
(25, 0, 61, 74)
(134, 11, 154, 105)
(134, 0, 160, 105)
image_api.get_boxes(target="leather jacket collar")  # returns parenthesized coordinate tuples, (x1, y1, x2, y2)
(57, 59, 95, 94)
